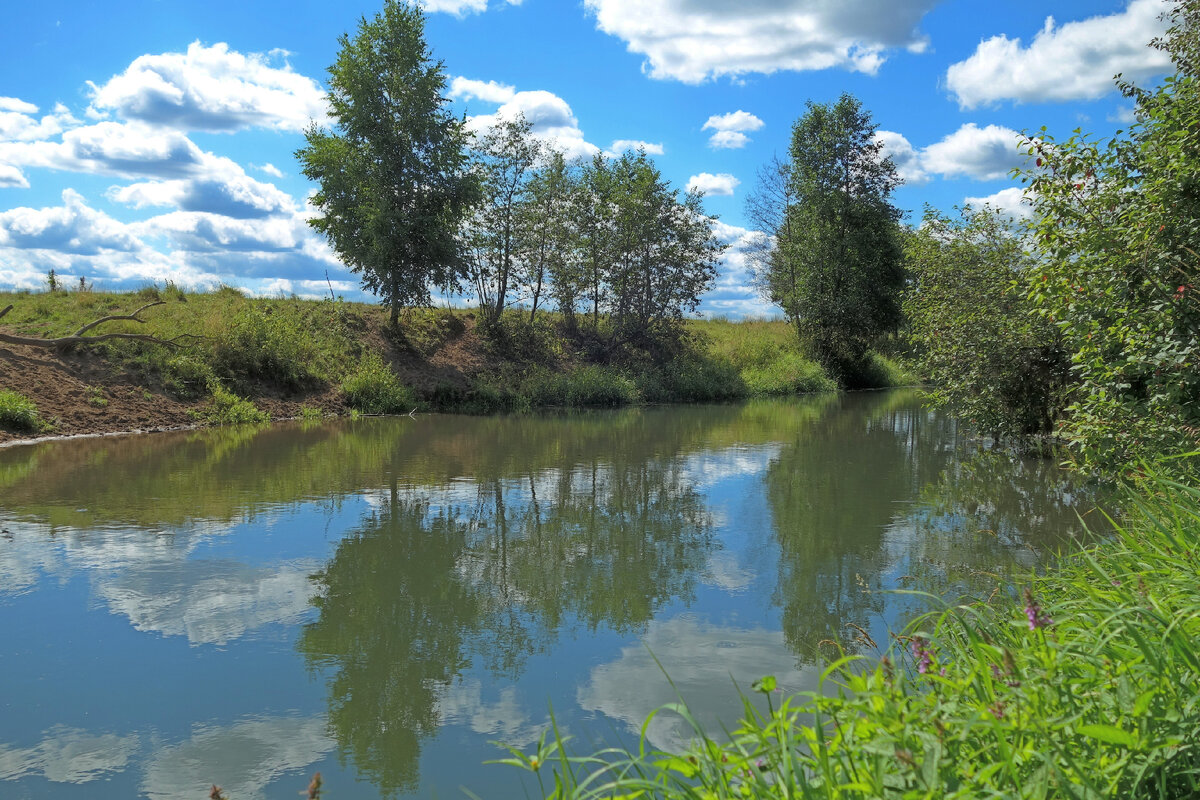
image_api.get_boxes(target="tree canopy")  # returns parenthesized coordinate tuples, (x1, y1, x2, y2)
(297, 0, 477, 327)
(753, 94, 904, 386)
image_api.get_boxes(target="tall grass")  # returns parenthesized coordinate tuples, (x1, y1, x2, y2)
(0, 390, 46, 433)
(497, 465, 1200, 798)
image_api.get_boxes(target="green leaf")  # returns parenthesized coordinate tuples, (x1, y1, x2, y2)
(1077, 724, 1137, 748)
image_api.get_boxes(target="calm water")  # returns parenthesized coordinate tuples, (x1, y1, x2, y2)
(0, 391, 1103, 799)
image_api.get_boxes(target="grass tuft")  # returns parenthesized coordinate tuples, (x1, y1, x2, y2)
(0, 390, 47, 433)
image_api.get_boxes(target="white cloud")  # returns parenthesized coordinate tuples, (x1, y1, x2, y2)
(707, 130, 749, 149)
(1108, 104, 1138, 124)
(420, 0, 521, 17)
(0, 121, 206, 180)
(584, 0, 938, 83)
(964, 186, 1035, 222)
(467, 89, 600, 160)
(874, 130, 928, 184)
(448, 76, 517, 104)
(0, 101, 77, 143)
(608, 139, 664, 155)
(0, 189, 142, 254)
(87, 41, 329, 132)
(703, 111, 764, 133)
(921, 123, 1027, 181)
(108, 168, 295, 219)
(687, 172, 740, 196)
(703, 110, 764, 148)
(252, 162, 284, 178)
(0, 163, 28, 188)
(946, 0, 1172, 109)
(0, 97, 38, 114)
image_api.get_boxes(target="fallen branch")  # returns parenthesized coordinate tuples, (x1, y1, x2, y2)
(0, 300, 189, 351)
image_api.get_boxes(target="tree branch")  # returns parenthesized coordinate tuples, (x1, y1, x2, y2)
(0, 300, 188, 351)
(72, 301, 164, 336)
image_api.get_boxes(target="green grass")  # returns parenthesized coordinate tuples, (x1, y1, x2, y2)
(0, 390, 46, 433)
(496, 464, 1200, 799)
(0, 290, 918, 422)
(341, 352, 417, 414)
(196, 381, 270, 426)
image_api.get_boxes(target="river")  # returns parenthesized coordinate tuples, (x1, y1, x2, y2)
(0, 391, 1103, 798)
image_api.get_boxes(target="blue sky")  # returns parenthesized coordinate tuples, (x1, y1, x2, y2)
(0, 0, 1173, 316)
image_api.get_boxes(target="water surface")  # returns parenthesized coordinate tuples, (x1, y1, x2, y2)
(0, 392, 1103, 798)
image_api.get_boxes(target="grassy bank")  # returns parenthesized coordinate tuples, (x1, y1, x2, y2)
(497, 466, 1200, 798)
(0, 288, 913, 435)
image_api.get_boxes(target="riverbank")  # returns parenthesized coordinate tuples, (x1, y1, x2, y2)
(0, 287, 915, 444)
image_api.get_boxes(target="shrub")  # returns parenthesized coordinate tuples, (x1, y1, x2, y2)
(0, 390, 45, 433)
(202, 382, 269, 425)
(212, 304, 320, 390)
(341, 353, 416, 414)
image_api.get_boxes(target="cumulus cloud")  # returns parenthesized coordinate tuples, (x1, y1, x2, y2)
(608, 139, 665, 155)
(420, 0, 521, 17)
(874, 130, 928, 184)
(0, 101, 77, 143)
(448, 76, 517, 104)
(697, 221, 778, 319)
(466, 89, 600, 160)
(87, 41, 328, 132)
(703, 110, 764, 149)
(108, 169, 295, 219)
(921, 123, 1028, 181)
(0, 189, 142, 254)
(0, 163, 28, 188)
(964, 186, 1036, 222)
(584, 0, 938, 83)
(0, 727, 139, 784)
(687, 172, 740, 197)
(0, 121, 206, 180)
(252, 162, 284, 178)
(946, 0, 1172, 109)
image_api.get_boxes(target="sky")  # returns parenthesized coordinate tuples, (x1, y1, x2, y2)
(0, 0, 1175, 317)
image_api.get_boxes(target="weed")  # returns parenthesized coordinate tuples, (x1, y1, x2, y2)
(341, 353, 416, 414)
(0, 390, 46, 433)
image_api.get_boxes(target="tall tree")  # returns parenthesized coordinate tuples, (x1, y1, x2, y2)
(464, 114, 540, 327)
(769, 94, 904, 385)
(520, 148, 576, 324)
(296, 0, 477, 327)
(744, 154, 800, 335)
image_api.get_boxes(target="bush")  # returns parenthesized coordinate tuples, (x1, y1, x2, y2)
(499, 467, 1200, 798)
(202, 382, 269, 425)
(341, 353, 416, 414)
(212, 304, 320, 390)
(0, 390, 45, 433)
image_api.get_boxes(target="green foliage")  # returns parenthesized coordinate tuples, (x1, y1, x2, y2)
(760, 94, 905, 387)
(466, 114, 541, 326)
(212, 304, 321, 390)
(904, 206, 1071, 441)
(0, 390, 46, 433)
(1017, 5, 1200, 469)
(202, 382, 269, 426)
(525, 365, 639, 408)
(499, 467, 1200, 798)
(341, 353, 416, 414)
(297, 0, 477, 326)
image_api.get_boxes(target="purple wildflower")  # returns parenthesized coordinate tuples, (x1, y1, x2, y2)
(1023, 587, 1052, 630)
(910, 636, 933, 674)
